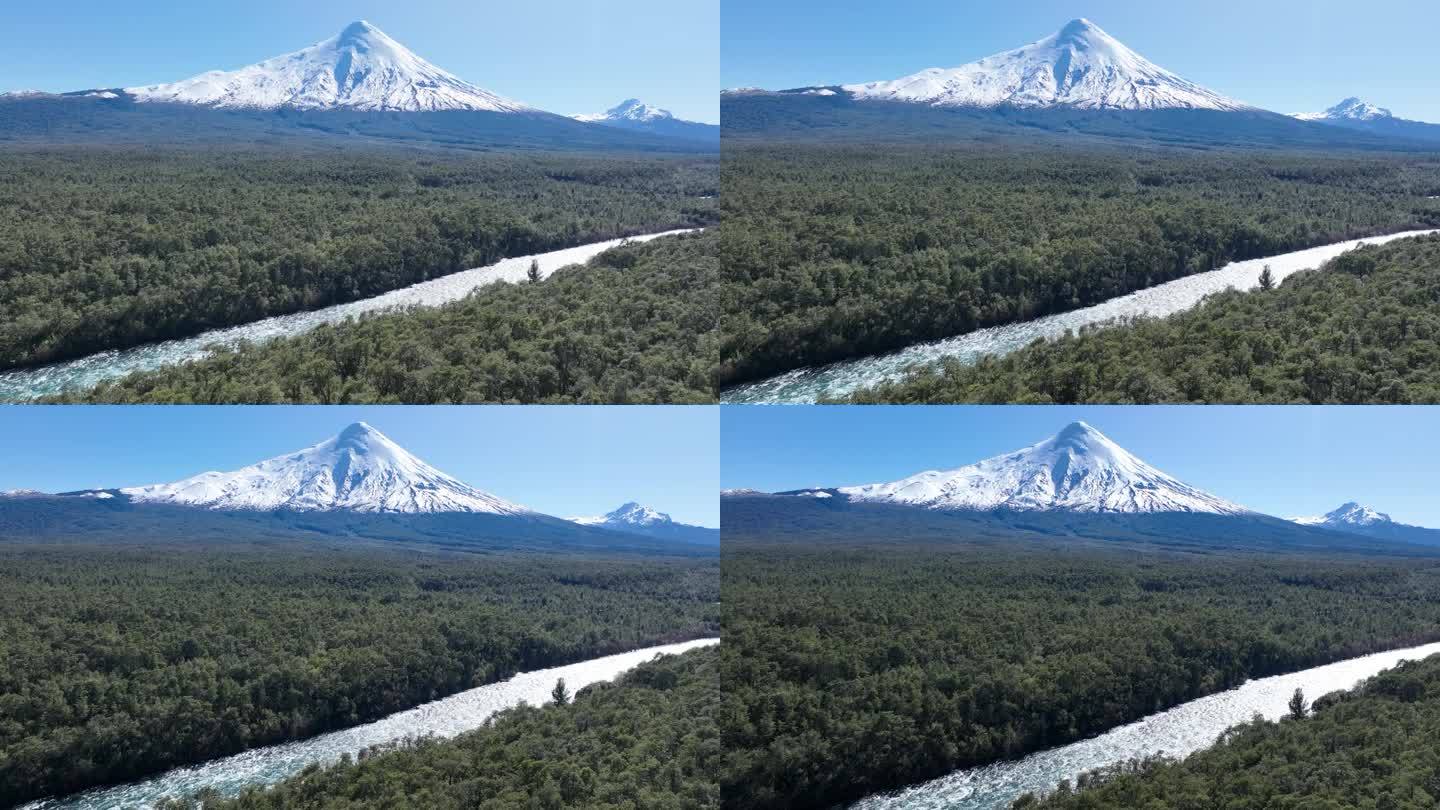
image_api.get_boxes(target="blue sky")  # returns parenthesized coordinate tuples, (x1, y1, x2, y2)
(723, 0, 1440, 122)
(723, 406, 1440, 528)
(0, 406, 719, 527)
(0, 0, 719, 123)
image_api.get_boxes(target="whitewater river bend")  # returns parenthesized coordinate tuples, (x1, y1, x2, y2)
(848, 640, 1440, 810)
(723, 229, 1440, 404)
(22, 638, 717, 810)
(0, 229, 696, 402)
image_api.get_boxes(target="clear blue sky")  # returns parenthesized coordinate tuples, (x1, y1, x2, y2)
(723, 406, 1440, 528)
(0, 406, 719, 528)
(723, 0, 1440, 122)
(0, 0, 719, 123)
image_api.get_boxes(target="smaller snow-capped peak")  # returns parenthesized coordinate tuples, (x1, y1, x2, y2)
(126, 20, 532, 113)
(1294, 97, 1393, 122)
(120, 422, 531, 514)
(571, 501, 673, 527)
(0, 89, 51, 99)
(835, 421, 1250, 515)
(720, 488, 764, 496)
(842, 18, 1250, 112)
(574, 98, 674, 123)
(1293, 501, 1393, 527)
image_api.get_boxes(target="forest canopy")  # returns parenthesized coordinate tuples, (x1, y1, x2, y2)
(0, 146, 716, 370)
(721, 539, 1440, 810)
(59, 231, 719, 404)
(176, 646, 720, 810)
(0, 544, 718, 805)
(1017, 651, 1440, 809)
(850, 233, 1440, 404)
(720, 143, 1440, 388)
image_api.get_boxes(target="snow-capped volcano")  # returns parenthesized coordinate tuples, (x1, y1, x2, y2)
(1294, 97, 1393, 122)
(569, 501, 719, 545)
(1290, 502, 1440, 547)
(1288, 97, 1440, 143)
(1294, 502, 1393, 527)
(574, 98, 673, 123)
(824, 421, 1250, 514)
(572, 501, 673, 527)
(126, 20, 532, 113)
(841, 18, 1250, 112)
(118, 422, 531, 514)
(572, 98, 718, 142)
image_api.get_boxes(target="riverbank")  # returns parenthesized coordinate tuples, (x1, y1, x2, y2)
(849, 641, 1440, 809)
(0, 229, 696, 402)
(23, 639, 718, 810)
(722, 229, 1439, 404)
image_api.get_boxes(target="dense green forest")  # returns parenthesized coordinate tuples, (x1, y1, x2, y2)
(58, 231, 718, 404)
(173, 646, 719, 810)
(721, 540, 1440, 810)
(0, 147, 716, 370)
(852, 233, 1440, 404)
(1018, 652, 1440, 809)
(0, 544, 718, 805)
(720, 143, 1440, 388)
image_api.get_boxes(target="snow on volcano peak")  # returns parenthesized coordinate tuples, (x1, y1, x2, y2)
(571, 501, 673, 527)
(842, 18, 1250, 112)
(126, 20, 533, 113)
(573, 98, 674, 123)
(1294, 501, 1393, 527)
(568, 501, 717, 545)
(119, 422, 531, 514)
(1293, 97, 1394, 122)
(837, 421, 1251, 514)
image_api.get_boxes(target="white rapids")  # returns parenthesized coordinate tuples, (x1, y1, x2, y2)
(849, 641, 1440, 810)
(0, 229, 695, 402)
(23, 638, 718, 810)
(722, 229, 1439, 404)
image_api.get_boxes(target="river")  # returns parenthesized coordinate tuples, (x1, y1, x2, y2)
(0, 229, 696, 402)
(722, 229, 1440, 404)
(848, 640, 1440, 810)
(22, 638, 718, 810)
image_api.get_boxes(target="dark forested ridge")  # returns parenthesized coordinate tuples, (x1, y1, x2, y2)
(717, 492, 1435, 557)
(852, 233, 1440, 404)
(0, 94, 715, 154)
(0, 147, 716, 370)
(719, 92, 1440, 152)
(721, 539, 1440, 810)
(0, 544, 718, 805)
(58, 231, 719, 404)
(0, 493, 717, 555)
(175, 645, 720, 810)
(720, 143, 1440, 388)
(1018, 652, 1440, 809)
